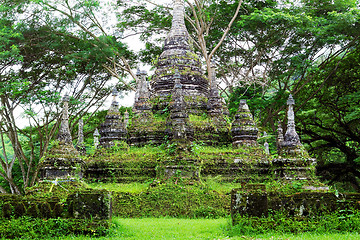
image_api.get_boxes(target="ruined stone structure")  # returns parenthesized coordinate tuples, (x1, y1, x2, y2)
(42, 0, 315, 184)
(18, 2, 339, 235)
(231, 100, 258, 147)
(86, 0, 316, 182)
(99, 88, 127, 148)
(76, 119, 86, 155)
(278, 94, 303, 155)
(39, 94, 84, 180)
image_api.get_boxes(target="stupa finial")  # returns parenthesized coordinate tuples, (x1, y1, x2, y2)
(170, 0, 187, 36)
(93, 128, 100, 149)
(112, 87, 118, 102)
(282, 93, 302, 154)
(77, 118, 86, 154)
(57, 93, 72, 144)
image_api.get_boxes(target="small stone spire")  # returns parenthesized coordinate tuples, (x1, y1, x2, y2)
(93, 128, 100, 149)
(112, 87, 118, 102)
(135, 68, 141, 102)
(124, 110, 129, 128)
(281, 94, 303, 155)
(109, 87, 119, 112)
(76, 118, 86, 154)
(140, 70, 150, 99)
(276, 120, 284, 152)
(39, 93, 83, 180)
(207, 63, 223, 117)
(78, 119, 84, 144)
(133, 69, 152, 113)
(283, 94, 301, 146)
(99, 87, 127, 148)
(57, 94, 72, 144)
(210, 62, 216, 86)
(231, 99, 258, 147)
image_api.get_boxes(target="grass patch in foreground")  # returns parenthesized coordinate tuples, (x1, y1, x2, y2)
(54, 217, 360, 240)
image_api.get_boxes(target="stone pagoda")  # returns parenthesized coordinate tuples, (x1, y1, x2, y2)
(39, 94, 84, 179)
(99, 88, 127, 148)
(231, 99, 259, 147)
(274, 94, 316, 180)
(90, 0, 316, 182)
(151, 0, 209, 114)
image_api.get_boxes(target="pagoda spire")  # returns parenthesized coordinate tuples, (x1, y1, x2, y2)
(76, 118, 86, 154)
(283, 94, 301, 147)
(163, 0, 190, 51)
(151, 0, 209, 107)
(109, 87, 119, 112)
(169, 0, 188, 37)
(282, 94, 302, 154)
(57, 94, 72, 144)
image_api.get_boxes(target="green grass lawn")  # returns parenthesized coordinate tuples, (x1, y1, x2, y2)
(55, 217, 360, 240)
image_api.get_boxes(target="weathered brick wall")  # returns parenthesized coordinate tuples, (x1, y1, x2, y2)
(0, 190, 111, 220)
(231, 186, 360, 225)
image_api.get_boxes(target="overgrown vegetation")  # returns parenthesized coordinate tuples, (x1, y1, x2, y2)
(0, 217, 109, 239)
(229, 209, 360, 236)
(14, 217, 360, 240)
(112, 182, 230, 218)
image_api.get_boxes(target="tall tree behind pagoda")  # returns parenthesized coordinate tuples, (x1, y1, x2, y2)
(296, 46, 360, 191)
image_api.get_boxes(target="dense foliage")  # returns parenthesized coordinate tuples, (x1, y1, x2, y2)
(297, 46, 360, 191)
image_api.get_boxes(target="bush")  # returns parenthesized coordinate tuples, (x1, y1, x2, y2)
(229, 209, 360, 236)
(0, 217, 110, 239)
(113, 182, 230, 218)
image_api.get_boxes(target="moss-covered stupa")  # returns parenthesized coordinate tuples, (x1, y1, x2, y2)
(151, 0, 209, 108)
(84, 0, 316, 183)
(39, 94, 85, 180)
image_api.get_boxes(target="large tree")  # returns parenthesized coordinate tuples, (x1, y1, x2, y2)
(33, 0, 138, 89)
(297, 46, 360, 191)
(0, 0, 128, 194)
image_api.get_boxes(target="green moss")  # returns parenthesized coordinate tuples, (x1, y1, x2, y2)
(0, 217, 109, 238)
(25, 181, 89, 201)
(112, 182, 230, 218)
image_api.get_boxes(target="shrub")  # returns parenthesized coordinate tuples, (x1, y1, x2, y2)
(229, 209, 360, 236)
(0, 217, 110, 239)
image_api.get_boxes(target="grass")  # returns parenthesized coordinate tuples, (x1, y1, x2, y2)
(86, 179, 241, 195)
(52, 217, 360, 240)
(87, 182, 149, 193)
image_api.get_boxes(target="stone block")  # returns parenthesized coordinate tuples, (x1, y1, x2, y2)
(231, 184, 268, 225)
(67, 191, 112, 220)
